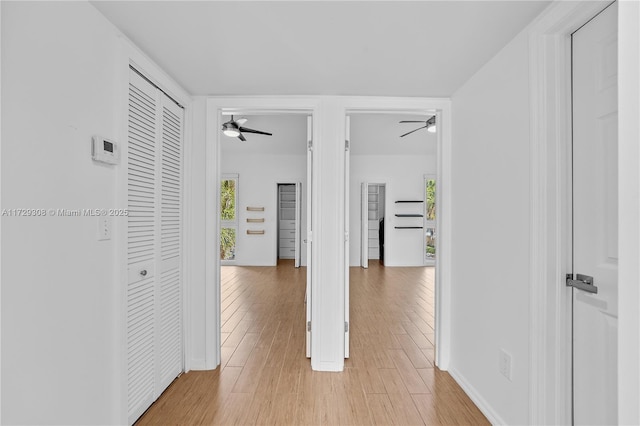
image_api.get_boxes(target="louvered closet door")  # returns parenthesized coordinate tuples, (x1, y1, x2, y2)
(126, 68, 184, 425)
(127, 69, 158, 424)
(156, 94, 183, 392)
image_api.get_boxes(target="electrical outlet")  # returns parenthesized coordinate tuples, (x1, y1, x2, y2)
(97, 216, 111, 241)
(499, 349, 512, 381)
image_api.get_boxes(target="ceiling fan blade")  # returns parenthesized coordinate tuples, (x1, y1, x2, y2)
(400, 126, 427, 137)
(399, 120, 427, 123)
(236, 118, 247, 125)
(238, 126, 272, 136)
(237, 133, 246, 142)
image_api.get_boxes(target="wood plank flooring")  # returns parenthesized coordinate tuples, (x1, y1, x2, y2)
(137, 260, 488, 425)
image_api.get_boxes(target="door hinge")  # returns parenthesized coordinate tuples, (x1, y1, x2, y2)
(345, 140, 350, 151)
(345, 322, 349, 333)
(345, 231, 349, 242)
(307, 321, 311, 332)
(308, 140, 313, 150)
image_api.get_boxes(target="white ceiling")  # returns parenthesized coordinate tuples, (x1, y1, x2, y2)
(220, 113, 435, 156)
(91, 1, 550, 97)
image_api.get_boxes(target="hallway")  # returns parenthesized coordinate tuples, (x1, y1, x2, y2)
(137, 261, 488, 424)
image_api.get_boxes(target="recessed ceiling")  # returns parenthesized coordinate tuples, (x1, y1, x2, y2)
(91, 1, 550, 97)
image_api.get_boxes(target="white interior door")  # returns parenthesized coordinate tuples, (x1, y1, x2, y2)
(571, 3, 618, 424)
(361, 182, 369, 268)
(295, 182, 301, 268)
(344, 115, 351, 358)
(306, 116, 313, 358)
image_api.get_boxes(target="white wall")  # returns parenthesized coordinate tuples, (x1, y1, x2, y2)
(449, 30, 531, 424)
(221, 153, 307, 266)
(349, 155, 436, 266)
(1, 2, 122, 424)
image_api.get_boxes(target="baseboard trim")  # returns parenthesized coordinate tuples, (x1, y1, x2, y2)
(311, 360, 344, 372)
(448, 367, 506, 425)
(188, 358, 210, 371)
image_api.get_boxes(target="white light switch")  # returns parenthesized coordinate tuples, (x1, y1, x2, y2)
(98, 216, 111, 241)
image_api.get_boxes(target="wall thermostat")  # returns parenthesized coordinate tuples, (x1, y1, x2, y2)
(92, 135, 119, 165)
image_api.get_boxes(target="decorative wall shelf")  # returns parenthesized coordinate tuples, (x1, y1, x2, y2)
(246, 206, 264, 212)
(395, 200, 423, 203)
(246, 218, 265, 223)
(246, 230, 265, 235)
(395, 226, 424, 229)
(395, 214, 423, 217)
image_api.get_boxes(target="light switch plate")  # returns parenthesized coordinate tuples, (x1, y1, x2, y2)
(98, 216, 111, 241)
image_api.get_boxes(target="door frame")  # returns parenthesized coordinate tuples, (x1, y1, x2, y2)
(344, 98, 452, 370)
(204, 96, 451, 371)
(528, 2, 615, 424)
(204, 98, 320, 369)
(116, 40, 193, 424)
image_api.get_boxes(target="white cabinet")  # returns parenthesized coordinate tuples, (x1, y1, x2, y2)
(278, 185, 297, 259)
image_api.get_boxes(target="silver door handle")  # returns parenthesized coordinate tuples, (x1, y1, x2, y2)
(566, 273, 598, 294)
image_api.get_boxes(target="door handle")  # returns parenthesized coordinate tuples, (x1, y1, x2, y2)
(566, 273, 598, 294)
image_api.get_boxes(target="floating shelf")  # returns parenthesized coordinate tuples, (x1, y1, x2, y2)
(247, 229, 265, 235)
(246, 206, 264, 212)
(395, 200, 423, 203)
(395, 226, 424, 229)
(395, 214, 423, 217)
(246, 218, 264, 223)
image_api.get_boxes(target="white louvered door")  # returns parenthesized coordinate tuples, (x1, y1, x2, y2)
(156, 95, 183, 392)
(126, 68, 183, 425)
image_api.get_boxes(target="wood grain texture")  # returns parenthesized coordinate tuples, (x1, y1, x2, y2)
(137, 260, 488, 425)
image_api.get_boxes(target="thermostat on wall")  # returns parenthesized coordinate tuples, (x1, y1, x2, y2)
(92, 135, 119, 165)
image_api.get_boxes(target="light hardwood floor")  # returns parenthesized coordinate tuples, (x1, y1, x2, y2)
(137, 260, 488, 425)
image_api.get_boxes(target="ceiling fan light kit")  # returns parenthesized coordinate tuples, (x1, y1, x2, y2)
(221, 115, 273, 141)
(399, 116, 436, 137)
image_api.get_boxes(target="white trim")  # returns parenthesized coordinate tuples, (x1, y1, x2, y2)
(618, 1, 640, 423)
(116, 35, 193, 424)
(448, 368, 507, 426)
(528, 2, 612, 424)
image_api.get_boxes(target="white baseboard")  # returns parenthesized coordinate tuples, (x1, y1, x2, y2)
(188, 358, 210, 371)
(311, 360, 344, 372)
(448, 367, 506, 426)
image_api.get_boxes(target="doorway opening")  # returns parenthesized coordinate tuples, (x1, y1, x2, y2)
(346, 112, 439, 367)
(217, 112, 313, 370)
(360, 183, 386, 268)
(277, 182, 302, 267)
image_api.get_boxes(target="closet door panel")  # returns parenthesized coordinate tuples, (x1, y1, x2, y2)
(157, 96, 183, 390)
(126, 70, 157, 424)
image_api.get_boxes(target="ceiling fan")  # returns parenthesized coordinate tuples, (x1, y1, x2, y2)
(221, 115, 273, 141)
(399, 116, 436, 137)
